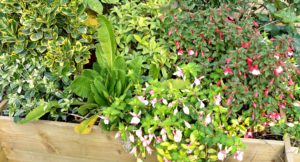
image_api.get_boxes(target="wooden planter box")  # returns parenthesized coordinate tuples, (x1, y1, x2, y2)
(0, 116, 293, 162)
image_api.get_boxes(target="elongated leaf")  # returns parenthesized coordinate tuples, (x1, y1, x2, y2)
(77, 103, 99, 115)
(97, 15, 116, 69)
(18, 104, 50, 124)
(74, 114, 99, 134)
(71, 69, 98, 98)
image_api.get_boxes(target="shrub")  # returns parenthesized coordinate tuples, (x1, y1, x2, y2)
(0, 0, 94, 119)
(108, 0, 177, 80)
(162, 4, 300, 137)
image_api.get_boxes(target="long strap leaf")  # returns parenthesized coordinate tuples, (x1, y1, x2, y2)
(97, 15, 116, 70)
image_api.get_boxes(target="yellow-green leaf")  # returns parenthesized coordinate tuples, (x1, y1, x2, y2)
(74, 114, 99, 134)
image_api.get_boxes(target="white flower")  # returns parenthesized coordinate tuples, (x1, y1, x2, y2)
(173, 129, 182, 142)
(129, 133, 135, 143)
(184, 120, 191, 128)
(141, 135, 151, 147)
(115, 132, 120, 139)
(288, 51, 293, 57)
(168, 102, 173, 108)
(276, 66, 283, 73)
(205, 114, 212, 125)
(151, 98, 157, 107)
(137, 96, 149, 105)
(130, 111, 141, 125)
(234, 151, 244, 161)
(198, 99, 205, 108)
(135, 129, 142, 138)
(269, 122, 275, 127)
(287, 123, 295, 127)
(100, 116, 109, 125)
(251, 69, 261, 75)
(194, 78, 201, 86)
(173, 108, 178, 115)
(293, 101, 300, 107)
(214, 94, 221, 105)
(146, 146, 153, 155)
(218, 150, 227, 161)
(183, 104, 190, 115)
(162, 98, 168, 105)
(188, 49, 195, 56)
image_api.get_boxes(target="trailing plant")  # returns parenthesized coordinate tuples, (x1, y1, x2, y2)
(0, 0, 94, 120)
(108, 0, 177, 80)
(162, 4, 300, 139)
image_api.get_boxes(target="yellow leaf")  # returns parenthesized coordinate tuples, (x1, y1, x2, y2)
(74, 114, 99, 134)
(84, 11, 98, 27)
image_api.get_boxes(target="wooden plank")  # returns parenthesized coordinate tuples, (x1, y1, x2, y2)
(0, 116, 287, 162)
(226, 138, 285, 162)
(0, 116, 156, 162)
(0, 143, 8, 162)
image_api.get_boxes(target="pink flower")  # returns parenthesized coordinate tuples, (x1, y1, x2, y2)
(199, 111, 204, 119)
(173, 67, 184, 78)
(168, 28, 173, 36)
(274, 66, 283, 76)
(141, 135, 151, 147)
(129, 133, 135, 143)
(214, 94, 221, 105)
(274, 52, 280, 60)
(184, 120, 191, 128)
(149, 90, 155, 95)
(173, 129, 182, 142)
(286, 48, 293, 57)
(224, 67, 233, 75)
(151, 98, 157, 107)
(226, 58, 231, 64)
(177, 49, 183, 55)
(183, 104, 190, 115)
(168, 102, 173, 108)
(205, 114, 212, 125)
(130, 146, 137, 155)
(194, 78, 201, 86)
(137, 96, 149, 105)
(161, 98, 168, 105)
(188, 49, 195, 56)
(242, 41, 251, 48)
(100, 116, 109, 125)
(234, 151, 244, 161)
(249, 64, 261, 75)
(218, 150, 227, 161)
(130, 111, 141, 125)
(288, 78, 293, 86)
(253, 20, 259, 27)
(146, 146, 153, 155)
(254, 92, 259, 98)
(245, 131, 253, 138)
(226, 96, 232, 106)
(264, 88, 269, 97)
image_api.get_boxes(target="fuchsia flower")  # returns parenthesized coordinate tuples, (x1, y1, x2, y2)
(161, 128, 167, 141)
(129, 133, 135, 143)
(224, 67, 233, 75)
(286, 48, 293, 57)
(288, 78, 293, 86)
(168, 28, 173, 36)
(100, 116, 109, 125)
(130, 111, 141, 125)
(173, 67, 184, 78)
(249, 64, 261, 75)
(264, 88, 269, 97)
(175, 41, 180, 49)
(184, 120, 191, 128)
(253, 20, 259, 27)
(226, 96, 232, 106)
(234, 151, 244, 161)
(137, 96, 149, 105)
(146, 146, 153, 155)
(245, 131, 253, 138)
(218, 150, 227, 161)
(254, 92, 259, 98)
(242, 41, 251, 48)
(226, 58, 231, 64)
(194, 78, 201, 86)
(173, 129, 182, 142)
(135, 129, 143, 138)
(140, 135, 151, 147)
(214, 94, 221, 105)
(274, 52, 280, 60)
(188, 49, 195, 56)
(161, 98, 168, 105)
(274, 66, 283, 77)
(265, 112, 281, 120)
(177, 49, 183, 55)
(183, 104, 190, 115)
(151, 98, 157, 107)
(149, 90, 155, 95)
(205, 114, 212, 125)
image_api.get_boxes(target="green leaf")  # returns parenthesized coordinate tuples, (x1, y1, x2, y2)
(101, 0, 119, 4)
(30, 32, 43, 41)
(71, 76, 93, 98)
(74, 114, 99, 134)
(97, 15, 116, 69)
(77, 103, 99, 115)
(18, 103, 50, 124)
(85, 0, 103, 14)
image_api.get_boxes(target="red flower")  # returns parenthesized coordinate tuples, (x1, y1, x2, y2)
(252, 102, 257, 108)
(279, 93, 284, 100)
(246, 57, 253, 66)
(290, 93, 295, 100)
(224, 67, 233, 75)
(254, 92, 259, 98)
(226, 96, 232, 106)
(264, 88, 269, 97)
(177, 49, 183, 55)
(242, 42, 251, 49)
(195, 50, 198, 57)
(216, 80, 222, 86)
(253, 20, 259, 27)
(226, 58, 231, 64)
(288, 78, 293, 86)
(269, 78, 274, 85)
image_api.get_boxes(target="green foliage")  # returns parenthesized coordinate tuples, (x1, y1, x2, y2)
(0, 0, 94, 118)
(108, 0, 177, 80)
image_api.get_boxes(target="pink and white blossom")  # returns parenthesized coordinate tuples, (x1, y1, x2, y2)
(161, 128, 167, 141)
(130, 146, 137, 155)
(151, 98, 157, 107)
(234, 151, 244, 161)
(129, 133, 135, 143)
(146, 146, 153, 155)
(205, 114, 212, 125)
(245, 131, 253, 138)
(184, 120, 191, 128)
(198, 99, 205, 108)
(162, 98, 168, 105)
(173, 67, 184, 78)
(224, 67, 233, 76)
(173, 108, 178, 115)
(135, 129, 143, 138)
(214, 94, 221, 105)
(100, 116, 109, 125)
(115, 132, 120, 139)
(173, 129, 182, 142)
(137, 96, 149, 105)
(149, 90, 155, 95)
(188, 49, 195, 56)
(130, 111, 141, 125)
(218, 150, 227, 161)
(194, 78, 201, 86)
(183, 104, 190, 115)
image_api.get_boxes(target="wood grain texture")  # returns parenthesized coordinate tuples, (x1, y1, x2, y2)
(0, 115, 287, 162)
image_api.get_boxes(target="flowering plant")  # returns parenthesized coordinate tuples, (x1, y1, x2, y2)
(162, 4, 300, 138)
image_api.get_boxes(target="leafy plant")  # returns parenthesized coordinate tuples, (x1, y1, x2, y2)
(84, 0, 120, 15)
(0, 0, 95, 120)
(70, 15, 142, 131)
